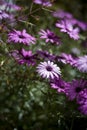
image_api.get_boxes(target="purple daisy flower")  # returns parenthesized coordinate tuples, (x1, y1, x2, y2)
(8, 29, 36, 45)
(69, 19, 87, 31)
(78, 102, 87, 115)
(77, 89, 87, 105)
(74, 55, 87, 73)
(57, 53, 77, 66)
(75, 20, 87, 31)
(0, 10, 10, 20)
(52, 9, 73, 19)
(10, 49, 36, 66)
(50, 77, 69, 93)
(56, 19, 80, 40)
(77, 89, 87, 115)
(37, 61, 61, 79)
(33, 0, 52, 7)
(52, 8, 87, 31)
(66, 79, 87, 101)
(18, 49, 36, 65)
(36, 50, 56, 61)
(39, 29, 61, 45)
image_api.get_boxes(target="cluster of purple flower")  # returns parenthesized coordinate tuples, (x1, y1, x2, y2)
(7, 27, 87, 115)
(0, 0, 21, 10)
(50, 78, 87, 115)
(1, 0, 87, 115)
(52, 9, 87, 40)
(0, 1, 21, 30)
(56, 19, 80, 40)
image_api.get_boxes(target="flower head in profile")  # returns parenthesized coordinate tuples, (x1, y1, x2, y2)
(78, 102, 87, 115)
(36, 50, 56, 61)
(66, 79, 87, 100)
(77, 89, 87, 115)
(57, 53, 77, 66)
(0, 10, 10, 20)
(8, 29, 36, 45)
(77, 89, 87, 105)
(52, 9, 73, 19)
(75, 20, 87, 31)
(37, 61, 61, 79)
(10, 49, 36, 66)
(39, 29, 61, 45)
(56, 19, 80, 40)
(74, 55, 87, 73)
(33, 0, 52, 7)
(18, 49, 36, 65)
(50, 77, 69, 93)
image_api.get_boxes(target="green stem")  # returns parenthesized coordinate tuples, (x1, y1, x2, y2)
(70, 116, 74, 130)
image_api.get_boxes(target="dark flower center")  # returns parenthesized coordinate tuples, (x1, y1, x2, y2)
(43, 53, 50, 57)
(75, 87, 82, 93)
(46, 66, 52, 71)
(19, 35, 25, 39)
(23, 55, 32, 60)
(25, 56, 30, 60)
(21, 54, 30, 60)
(48, 33, 53, 39)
